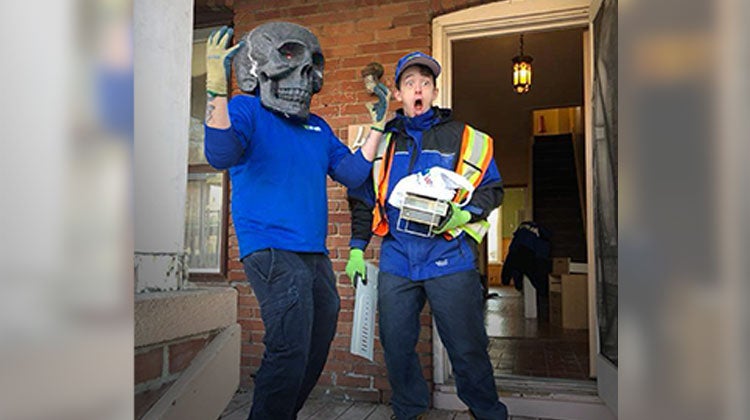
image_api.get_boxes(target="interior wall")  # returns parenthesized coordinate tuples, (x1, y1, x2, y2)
(452, 28, 585, 186)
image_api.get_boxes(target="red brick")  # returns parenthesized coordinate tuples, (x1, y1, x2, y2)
(338, 310, 353, 322)
(411, 24, 431, 37)
(169, 337, 209, 374)
(360, 42, 396, 55)
(336, 374, 372, 388)
(250, 331, 265, 344)
(135, 347, 163, 384)
(395, 36, 432, 51)
(237, 305, 254, 319)
(228, 271, 246, 281)
(351, 362, 386, 376)
(375, 26, 412, 42)
(374, 375, 391, 390)
(393, 13, 428, 26)
(321, 21, 356, 36)
(355, 15, 396, 32)
(317, 372, 335, 386)
(254, 9, 281, 20)
(284, 4, 319, 16)
(331, 335, 351, 348)
(324, 359, 353, 373)
(326, 43, 359, 57)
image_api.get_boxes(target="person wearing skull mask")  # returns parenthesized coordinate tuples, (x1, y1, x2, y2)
(346, 52, 508, 420)
(202, 24, 390, 420)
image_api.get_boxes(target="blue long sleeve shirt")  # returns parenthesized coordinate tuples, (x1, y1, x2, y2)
(205, 95, 372, 259)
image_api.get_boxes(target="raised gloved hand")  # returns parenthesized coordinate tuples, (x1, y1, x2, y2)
(367, 82, 390, 132)
(345, 248, 366, 287)
(433, 202, 472, 234)
(206, 26, 244, 97)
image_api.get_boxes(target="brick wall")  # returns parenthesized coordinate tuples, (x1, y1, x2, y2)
(227, 0, 497, 403)
(134, 331, 219, 418)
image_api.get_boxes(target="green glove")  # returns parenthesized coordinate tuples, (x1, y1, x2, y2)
(433, 202, 472, 234)
(206, 26, 244, 97)
(346, 248, 366, 287)
(367, 82, 390, 132)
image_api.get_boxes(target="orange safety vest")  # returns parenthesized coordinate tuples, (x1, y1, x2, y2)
(371, 125, 494, 242)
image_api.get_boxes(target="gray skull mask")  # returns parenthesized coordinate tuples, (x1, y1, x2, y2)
(234, 22, 324, 120)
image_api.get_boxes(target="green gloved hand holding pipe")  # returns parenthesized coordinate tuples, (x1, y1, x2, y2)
(346, 248, 366, 287)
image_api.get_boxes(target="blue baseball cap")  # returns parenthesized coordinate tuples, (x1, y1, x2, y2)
(394, 51, 441, 84)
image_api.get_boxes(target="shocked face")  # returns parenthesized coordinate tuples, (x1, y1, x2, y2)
(394, 66, 438, 118)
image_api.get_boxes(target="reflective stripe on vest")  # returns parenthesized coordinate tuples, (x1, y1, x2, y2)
(444, 125, 494, 241)
(371, 126, 494, 242)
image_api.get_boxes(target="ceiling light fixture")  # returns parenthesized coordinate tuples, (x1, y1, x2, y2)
(512, 34, 533, 94)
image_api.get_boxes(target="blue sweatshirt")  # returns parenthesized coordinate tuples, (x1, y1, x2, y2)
(205, 95, 372, 259)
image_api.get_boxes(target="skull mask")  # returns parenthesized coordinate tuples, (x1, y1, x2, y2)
(234, 22, 324, 120)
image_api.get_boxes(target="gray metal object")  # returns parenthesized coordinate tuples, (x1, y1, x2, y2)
(397, 193, 450, 238)
(234, 22, 324, 120)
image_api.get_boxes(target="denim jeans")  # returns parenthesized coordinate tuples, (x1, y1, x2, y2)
(242, 249, 340, 420)
(378, 269, 508, 420)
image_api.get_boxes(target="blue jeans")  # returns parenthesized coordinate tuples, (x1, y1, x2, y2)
(242, 249, 340, 420)
(378, 269, 508, 420)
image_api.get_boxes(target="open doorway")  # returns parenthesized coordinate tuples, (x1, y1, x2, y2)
(452, 27, 591, 382)
(431, 2, 616, 418)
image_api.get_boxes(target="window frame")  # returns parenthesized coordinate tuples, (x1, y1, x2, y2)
(186, 164, 230, 282)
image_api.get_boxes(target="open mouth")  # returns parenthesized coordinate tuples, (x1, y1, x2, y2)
(414, 99, 424, 113)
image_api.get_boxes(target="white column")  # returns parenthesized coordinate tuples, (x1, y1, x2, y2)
(134, 0, 194, 292)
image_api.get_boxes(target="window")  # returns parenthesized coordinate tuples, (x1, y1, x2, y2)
(185, 171, 226, 273)
(184, 28, 228, 280)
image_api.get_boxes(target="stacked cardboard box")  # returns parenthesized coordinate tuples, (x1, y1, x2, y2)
(561, 273, 588, 329)
(551, 257, 570, 276)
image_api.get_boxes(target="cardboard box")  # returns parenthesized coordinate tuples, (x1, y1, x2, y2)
(561, 273, 588, 329)
(552, 257, 571, 276)
(549, 274, 562, 292)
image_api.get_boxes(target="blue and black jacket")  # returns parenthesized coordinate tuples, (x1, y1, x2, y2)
(348, 107, 504, 281)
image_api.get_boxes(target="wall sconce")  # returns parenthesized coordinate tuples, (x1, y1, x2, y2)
(512, 34, 533, 94)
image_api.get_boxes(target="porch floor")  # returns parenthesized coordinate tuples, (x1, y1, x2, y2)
(219, 389, 552, 420)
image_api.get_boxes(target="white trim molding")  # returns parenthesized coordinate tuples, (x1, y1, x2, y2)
(430, 0, 592, 387)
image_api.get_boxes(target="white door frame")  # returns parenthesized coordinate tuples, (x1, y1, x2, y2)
(431, 0, 615, 415)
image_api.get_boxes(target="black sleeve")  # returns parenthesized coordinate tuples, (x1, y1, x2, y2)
(466, 179, 504, 223)
(347, 195, 374, 250)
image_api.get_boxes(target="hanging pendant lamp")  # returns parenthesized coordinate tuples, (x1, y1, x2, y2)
(512, 34, 533, 94)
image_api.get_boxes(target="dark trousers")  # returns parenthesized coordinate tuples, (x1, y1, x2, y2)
(378, 269, 508, 420)
(242, 249, 340, 420)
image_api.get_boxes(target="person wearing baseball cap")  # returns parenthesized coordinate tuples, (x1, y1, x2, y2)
(394, 51, 442, 85)
(346, 51, 509, 420)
